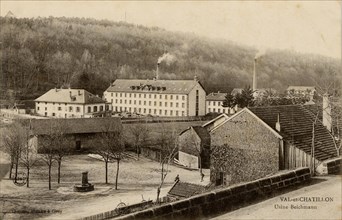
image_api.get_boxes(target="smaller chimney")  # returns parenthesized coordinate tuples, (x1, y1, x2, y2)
(322, 93, 332, 132)
(194, 75, 198, 81)
(156, 63, 160, 80)
(69, 91, 72, 97)
(78, 90, 81, 96)
(275, 113, 281, 132)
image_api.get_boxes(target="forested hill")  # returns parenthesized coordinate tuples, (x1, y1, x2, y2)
(1, 16, 340, 100)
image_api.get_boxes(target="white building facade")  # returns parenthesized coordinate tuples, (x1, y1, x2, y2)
(35, 89, 111, 118)
(206, 92, 236, 115)
(104, 78, 206, 117)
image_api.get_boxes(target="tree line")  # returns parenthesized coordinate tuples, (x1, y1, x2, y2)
(1, 16, 341, 101)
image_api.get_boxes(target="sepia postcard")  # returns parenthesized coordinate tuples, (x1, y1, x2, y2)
(0, 1, 341, 220)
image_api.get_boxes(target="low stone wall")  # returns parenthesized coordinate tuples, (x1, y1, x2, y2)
(326, 157, 342, 175)
(114, 167, 311, 220)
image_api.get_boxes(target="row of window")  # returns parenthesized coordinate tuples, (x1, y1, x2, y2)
(207, 101, 224, 106)
(37, 105, 107, 113)
(207, 108, 235, 114)
(109, 92, 186, 100)
(115, 106, 185, 116)
(111, 99, 186, 108)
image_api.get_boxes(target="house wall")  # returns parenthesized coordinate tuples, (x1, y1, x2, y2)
(179, 151, 199, 168)
(188, 83, 206, 116)
(35, 102, 106, 118)
(104, 91, 188, 117)
(210, 111, 280, 185)
(206, 100, 236, 115)
(285, 143, 319, 170)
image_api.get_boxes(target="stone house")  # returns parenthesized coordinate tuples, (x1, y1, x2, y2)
(178, 126, 211, 169)
(28, 117, 122, 152)
(210, 105, 337, 186)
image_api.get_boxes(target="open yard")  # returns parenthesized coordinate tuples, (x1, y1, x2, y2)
(0, 152, 210, 219)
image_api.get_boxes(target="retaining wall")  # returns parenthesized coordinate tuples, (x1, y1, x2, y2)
(114, 167, 311, 220)
(326, 157, 342, 175)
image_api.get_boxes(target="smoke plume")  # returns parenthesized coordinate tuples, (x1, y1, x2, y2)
(254, 49, 265, 60)
(158, 53, 176, 65)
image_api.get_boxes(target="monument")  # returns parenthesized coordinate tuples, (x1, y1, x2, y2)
(73, 171, 94, 192)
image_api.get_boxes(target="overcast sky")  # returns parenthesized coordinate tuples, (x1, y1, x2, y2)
(1, 1, 341, 59)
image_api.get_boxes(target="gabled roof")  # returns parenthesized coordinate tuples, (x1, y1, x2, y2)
(249, 105, 336, 161)
(105, 79, 204, 95)
(25, 118, 122, 135)
(202, 113, 230, 130)
(192, 126, 211, 147)
(35, 89, 105, 104)
(168, 181, 205, 198)
(206, 92, 227, 101)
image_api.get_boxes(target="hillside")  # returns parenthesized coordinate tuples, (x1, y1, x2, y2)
(0, 16, 340, 100)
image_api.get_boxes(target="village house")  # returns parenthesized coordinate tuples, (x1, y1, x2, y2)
(206, 92, 236, 115)
(28, 117, 122, 152)
(178, 126, 211, 169)
(210, 104, 337, 186)
(103, 77, 206, 117)
(35, 88, 112, 118)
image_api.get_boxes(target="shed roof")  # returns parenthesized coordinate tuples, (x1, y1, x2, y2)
(168, 181, 205, 198)
(249, 105, 336, 161)
(25, 118, 122, 135)
(105, 79, 204, 94)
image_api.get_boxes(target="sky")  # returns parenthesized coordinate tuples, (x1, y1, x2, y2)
(1, 1, 341, 59)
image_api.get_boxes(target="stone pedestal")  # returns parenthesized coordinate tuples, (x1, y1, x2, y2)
(73, 171, 94, 192)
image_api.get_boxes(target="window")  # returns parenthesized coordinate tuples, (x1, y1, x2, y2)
(111, 99, 113, 103)
(170, 95, 173, 100)
(165, 95, 168, 100)
(170, 103, 173, 107)
(52, 113, 55, 116)
(134, 94, 136, 98)
(129, 100, 131, 104)
(120, 100, 122, 104)
(134, 100, 136, 104)
(88, 107, 91, 112)
(116, 93, 118, 97)
(45, 112, 47, 116)
(218, 109, 221, 113)
(144, 108, 146, 113)
(139, 100, 141, 105)
(154, 101, 156, 106)
(144, 101, 146, 105)
(139, 94, 141, 98)
(45, 107, 47, 110)
(170, 110, 173, 116)
(100, 106, 103, 111)
(213, 102, 216, 106)
(149, 94, 151, 98)
(129, 93, 131, 98)
(37, 107, 40, 110)
(213, 108, 216, 112)
(176, 111, 179, 116)
(154, 94, 157, 99)
(182, 103, 185, 108)
(176, 95, 178, 100)
(160, 102, 162, 107)
(182, 111, 185, 116)
(149, 101, 151, 106)
(76, 107, 80, 112)
(144, 94, 146, 98)
(159, 95, 162, 99)
(165, 102, 167, 107)
(176, 103, 179, 108)
(116, 99, 118, 104)
(120, 93, 122, 97)
(94, 106, 98, 112)
(58, 107, 62, 111)
(208, 108, 211, 112)
(124, 100, 127, 104)
(182, 96, 185, 101)
(159, 109, 162, 115)
(111, 93, 113, 97)
(149, 109, 151, 114)
(165, 110, 167, 115)
(154, 109, 157, 114)
(69, 106, 73, 112)
(124, 93, 126, 97)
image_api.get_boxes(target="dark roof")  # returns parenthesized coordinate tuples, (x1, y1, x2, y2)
(35, 89, 105, 104)
(206, 92, 227, 101)
(105, 79, 204, 95)
(168, 181, 205, 198)
(249, 105, 337, 161)
(192, 126, 211, 147)
(25, 118, 122, 135)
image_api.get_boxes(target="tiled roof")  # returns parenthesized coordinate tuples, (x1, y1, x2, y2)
(249, 105, 337, 161)
(26, 118, 122, 135)
(105, 79, 203, 94)
(206, 92, 227, 101)
(287, 86, 316, 91)
(35, 89, 105, 104)
(168, 181, 205, 198)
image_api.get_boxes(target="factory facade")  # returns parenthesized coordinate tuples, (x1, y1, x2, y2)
(104, 78, 206, 117)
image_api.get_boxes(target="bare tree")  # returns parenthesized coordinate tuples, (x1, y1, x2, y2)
(1, 122, 24, 182)
(156, 123, 178, 203)
(92, 120, 124, 187)
(129, 122, 149, 158)
(19, 120, 38, 187)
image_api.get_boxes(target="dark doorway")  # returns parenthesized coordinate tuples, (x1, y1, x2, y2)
(76, 141, 81, 151)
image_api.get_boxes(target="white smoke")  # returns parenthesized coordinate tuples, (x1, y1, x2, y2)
(157, 53, 176, 65)
(255, 49, 266, 60)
